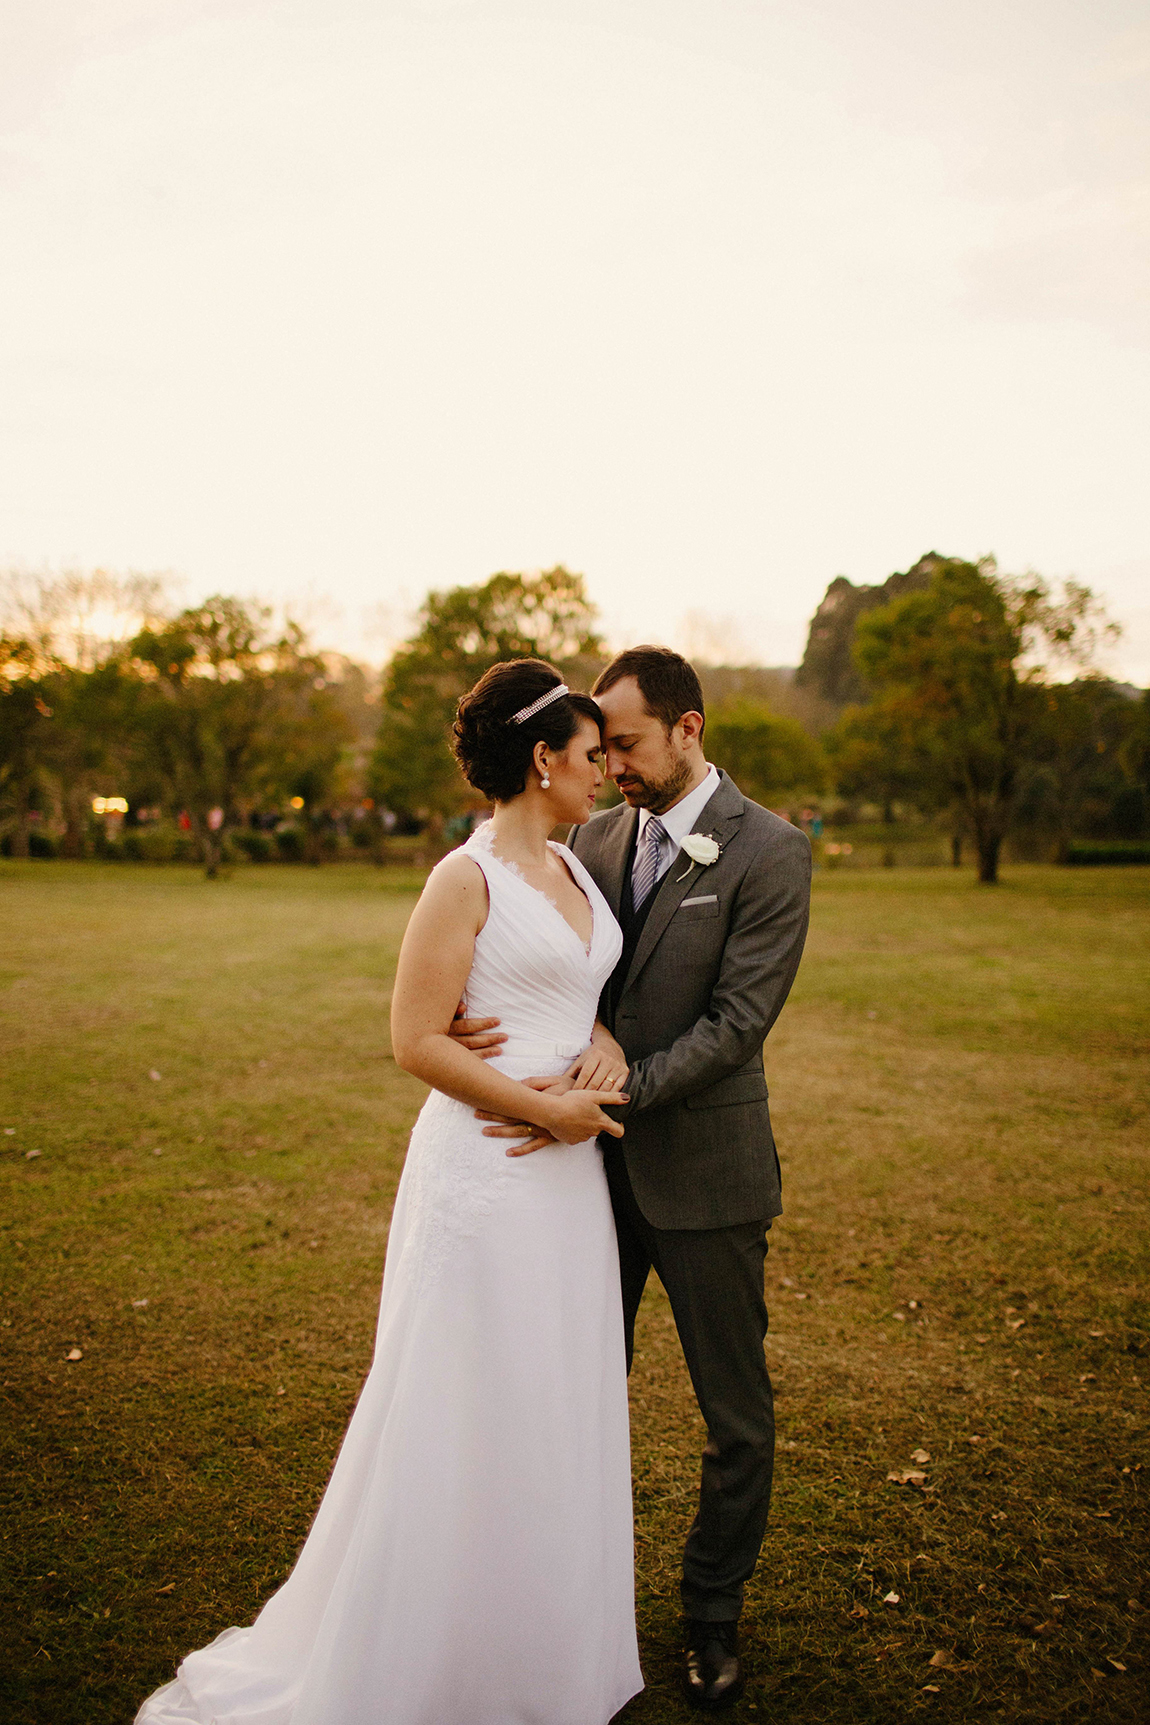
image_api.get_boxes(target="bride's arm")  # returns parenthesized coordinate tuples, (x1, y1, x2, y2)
(390, 857, 628, 1145)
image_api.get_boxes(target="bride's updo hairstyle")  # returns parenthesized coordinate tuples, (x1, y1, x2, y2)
(452, 659, 604, 804)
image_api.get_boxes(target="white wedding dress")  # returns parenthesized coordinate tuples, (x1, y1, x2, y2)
(136, 826, 642, 1725)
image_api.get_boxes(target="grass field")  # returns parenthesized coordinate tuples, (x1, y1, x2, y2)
(1, 859, 1147, 1724)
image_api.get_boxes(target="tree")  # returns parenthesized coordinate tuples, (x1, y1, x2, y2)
(1020, 678, 1145, 859)
(0, 637, 53, 856)
(825, 693, 943, 824)
(371, 568, 604, 823)
(131, 597, 321, 876)
(852, 557, 1115, 882)
(267, 663, 357, 864)
(39, 658, 142, 857)
(705, 700, 828, 807)
(0, 568, 171, 856)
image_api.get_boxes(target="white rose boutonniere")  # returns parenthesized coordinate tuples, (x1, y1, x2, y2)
(675, 832, 722, 881)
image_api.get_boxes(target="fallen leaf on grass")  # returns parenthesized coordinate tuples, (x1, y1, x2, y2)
(149, 1069, 162, 1082)
(928, 1651, 955, 1668)
(921, 1684, 940, 1693)
(882, 1591, 900, 1605)
(1007, 1318, 1026, 1330)
(1107, 1658, 1127, 1671)
(156, 1583, 175, 1595)
(1095, 1511, 1113, 1519)
(974, 1335, 989, 1344)
(887, 1470, 928, 1487)
(849, 1606, 870, 1620)
(25, 1149, 42, 1161)
(65, 1348, 82, 1362)
(966, 1435, 983, 1444)
(1089, 1330, 1106, 1338)
(1080, 1374, 1097, 1383)
(910, 1448, 931, 1464)
(131, 1298, 148, 1309)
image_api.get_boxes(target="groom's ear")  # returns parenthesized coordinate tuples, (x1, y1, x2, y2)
(676, 710, 705, 748)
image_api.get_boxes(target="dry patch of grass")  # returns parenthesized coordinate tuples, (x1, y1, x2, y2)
(1, 861, 1147, 1724)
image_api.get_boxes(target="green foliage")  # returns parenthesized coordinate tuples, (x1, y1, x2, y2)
(824, 694, 944, 823)
(1064, 839, 1150, 865)
(371, 567, 603, 821)
(275, 826, 305, 861)
(1019, 679, 1146, 858)
(705, 699, 827, 803)
(0, 636, 54, 857)
(231, 830, 274, 863)
(843, 557, 1115, 881)
(130, 598, 347, 876)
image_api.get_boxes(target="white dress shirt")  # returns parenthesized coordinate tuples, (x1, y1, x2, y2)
(633, 763, 721, 895)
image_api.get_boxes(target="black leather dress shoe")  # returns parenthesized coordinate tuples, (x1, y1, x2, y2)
(682, 1618, 744, 1710)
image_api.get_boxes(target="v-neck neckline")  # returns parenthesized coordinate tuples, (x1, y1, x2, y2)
(482, 839, 595, 957)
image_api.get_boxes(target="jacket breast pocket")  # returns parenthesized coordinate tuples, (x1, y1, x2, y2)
(684, 1070, 769, 1110)
(674, 895, 720, 920)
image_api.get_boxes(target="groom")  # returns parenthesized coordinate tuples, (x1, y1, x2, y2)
(456, 646, 810, 1708)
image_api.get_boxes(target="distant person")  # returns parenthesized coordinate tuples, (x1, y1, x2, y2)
(454, 646, 811, 1707)
(136, 661, 641, 1724)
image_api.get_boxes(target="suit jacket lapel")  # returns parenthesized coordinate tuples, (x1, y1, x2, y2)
(621, 773, 746, 996)
(594, 803, 638, 922)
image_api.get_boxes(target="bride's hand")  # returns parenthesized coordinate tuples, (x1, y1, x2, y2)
(569, 1042, 629, 1094)
(541, 1087, 629, 1145)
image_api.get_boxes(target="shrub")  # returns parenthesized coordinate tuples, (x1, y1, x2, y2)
(1064, 840, 1150, 866)
(121, 827, 190, 863)
(233, 830, 273, 863)
(275, 826, 304, 861)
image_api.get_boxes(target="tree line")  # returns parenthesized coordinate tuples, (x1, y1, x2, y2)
(2, 556, 1147, 883)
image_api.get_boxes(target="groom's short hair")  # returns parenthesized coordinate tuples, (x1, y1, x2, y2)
(593, 646, 706, 738)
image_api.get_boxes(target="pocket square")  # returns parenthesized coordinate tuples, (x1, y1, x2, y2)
(680, 894, 718, 907)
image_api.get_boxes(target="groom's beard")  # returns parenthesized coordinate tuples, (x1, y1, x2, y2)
(614, 751, 692, 813)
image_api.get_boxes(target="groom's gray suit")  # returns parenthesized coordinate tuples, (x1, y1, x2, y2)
(568, 769, 810, 1622)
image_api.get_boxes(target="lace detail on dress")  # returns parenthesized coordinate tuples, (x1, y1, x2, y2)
(401, 1092, 512, 1285)
(468, 820, 593, 954)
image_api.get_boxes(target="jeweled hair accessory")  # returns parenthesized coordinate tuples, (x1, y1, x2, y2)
(510, 683, 569, 725)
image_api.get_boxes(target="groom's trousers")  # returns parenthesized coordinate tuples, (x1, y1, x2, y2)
(604, 1147, 775, 1624)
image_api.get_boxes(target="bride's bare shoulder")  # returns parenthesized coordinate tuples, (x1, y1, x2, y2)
(415, 850, 490, 927)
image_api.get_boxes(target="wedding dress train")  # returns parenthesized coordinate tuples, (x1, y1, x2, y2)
(136, 827, 642, 1725)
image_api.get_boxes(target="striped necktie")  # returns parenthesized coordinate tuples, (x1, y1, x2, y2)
(632, 816, 668, 910)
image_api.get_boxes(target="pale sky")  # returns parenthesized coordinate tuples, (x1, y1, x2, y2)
(2, 0, 1148, 679)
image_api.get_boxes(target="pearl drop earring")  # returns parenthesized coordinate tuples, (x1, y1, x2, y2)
(540, 772, 550, 789)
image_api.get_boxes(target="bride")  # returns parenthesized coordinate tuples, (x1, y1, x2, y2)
(136, 660, 644, 1725)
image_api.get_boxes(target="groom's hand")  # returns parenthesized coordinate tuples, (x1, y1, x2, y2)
(477, 1075, 568, 1156)
(448, 1004, 507, 1058)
